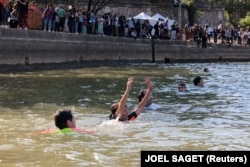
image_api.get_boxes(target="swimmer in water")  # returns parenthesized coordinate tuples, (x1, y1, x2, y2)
(193, 76, 204, 87)
(204, 67, 209, 72)
(109, 77, 153, 121)
(54, 109, 76, 130)
(137, 89, 161, 110)
(137, 89, 152, 107)
(53, 109, 93, 134)
(178, 83, 188, 92)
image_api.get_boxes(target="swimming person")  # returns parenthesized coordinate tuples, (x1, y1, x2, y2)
(54, 109, 76, 130)
(53, 109, 93, 134)
(178, 83, 188, 92)
(204, 68, 209, 72)
(193, 76, 204, 87)
(109, 77, 153, 121)
(137, 89, 161, 110)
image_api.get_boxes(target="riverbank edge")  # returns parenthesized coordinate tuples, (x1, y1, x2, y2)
(1, 28, 250, 72)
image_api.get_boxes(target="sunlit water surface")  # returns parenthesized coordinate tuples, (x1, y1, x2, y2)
(0, 63, 249, 166)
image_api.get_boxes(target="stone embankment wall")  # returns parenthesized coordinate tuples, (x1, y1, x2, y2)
(0, 28, 250, 68)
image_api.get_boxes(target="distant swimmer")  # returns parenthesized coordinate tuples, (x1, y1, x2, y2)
(204, 68, 209, 72)
(178, 83, 188, 92)
(193, 76, 204, 87)
(137, 89, 161, 110)
(109, 77, 153, 121)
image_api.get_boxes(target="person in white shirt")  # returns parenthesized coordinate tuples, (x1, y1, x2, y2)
(137, 89, 161, 110)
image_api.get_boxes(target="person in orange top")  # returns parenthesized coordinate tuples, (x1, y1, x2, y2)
(109, 77, 153, 121)
(29, 1, 38, 11)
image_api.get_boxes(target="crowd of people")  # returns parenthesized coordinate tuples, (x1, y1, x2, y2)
(0, 0, 31, 29)
(0, 1, 186, 40)
(1, 1, 250, 46)
(38, 3, 178, 40)
(188, 24, 250, 48)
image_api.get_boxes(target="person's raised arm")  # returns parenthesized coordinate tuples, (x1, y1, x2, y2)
(115, 77, 134, 116)
(134, 78, 153, 115)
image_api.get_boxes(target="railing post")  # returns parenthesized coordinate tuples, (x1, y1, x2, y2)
(151, 37, 155, 63)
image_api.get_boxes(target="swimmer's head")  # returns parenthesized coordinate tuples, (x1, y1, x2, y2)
(193, 76, 204, 87)
(54, 110, 76, 129)
(109, 103, 118, 119)
(137, 89, 152, 107)
(204, 68, 209, 72)
(178, 83, 187, 92)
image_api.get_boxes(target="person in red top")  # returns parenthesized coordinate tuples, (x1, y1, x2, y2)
(109, 77, 153, 121)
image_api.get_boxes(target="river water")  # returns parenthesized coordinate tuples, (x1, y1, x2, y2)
(0, 62, 249, 166)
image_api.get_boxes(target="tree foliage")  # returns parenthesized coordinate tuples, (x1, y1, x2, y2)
(203, 0, 250, 27)
(181, 0, 250, 27)
(180, 0, 194, 6)
(180, 0, 197, 25)
(186, 4, 197, 25)
(240, 12, 250, 28)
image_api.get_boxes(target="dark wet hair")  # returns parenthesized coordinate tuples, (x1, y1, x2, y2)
(54, 110, 73, 129)
(193, 76, 202, 86)
(204, 68, 209, 72)
(178, 83, 186, 88)
(137, 89, 147, 102)
(109, 103, 118, 119)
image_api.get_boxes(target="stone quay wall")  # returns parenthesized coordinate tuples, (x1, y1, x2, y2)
(0, 28, 250, 68)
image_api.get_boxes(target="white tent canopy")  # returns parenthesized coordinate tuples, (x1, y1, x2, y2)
(150, 13, 175, 29)
(152, 13, 167, 21)
(132, 12, 156, 20)
(127, 12, 175, 30)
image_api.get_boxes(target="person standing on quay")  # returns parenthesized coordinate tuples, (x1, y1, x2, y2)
(18, 0, 28, 29)
(89, 9, 96, 34)
(0, 0, 4, 27)
(57, 5, 66, 32)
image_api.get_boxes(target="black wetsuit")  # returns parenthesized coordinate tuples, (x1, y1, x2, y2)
(128, 111, 137, 121)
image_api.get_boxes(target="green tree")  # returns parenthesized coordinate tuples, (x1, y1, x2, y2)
(203, 0, 250, 28)
(240, 12, 250, 28)
(186, 4, 197, 25)
(181, 0, 197, 25)
(180, 0, 194, 5)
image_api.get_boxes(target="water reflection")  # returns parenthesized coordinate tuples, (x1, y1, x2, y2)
(0, 63, 250, 166)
